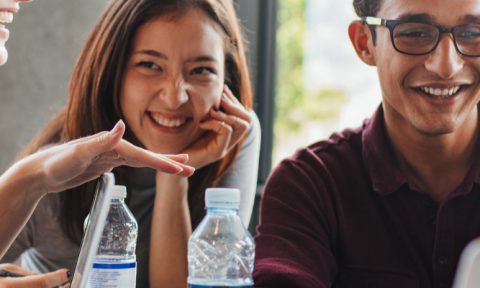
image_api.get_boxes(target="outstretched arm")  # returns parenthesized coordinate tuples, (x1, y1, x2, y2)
(0, 263, 69, 288)
(0, 120, 194, 257)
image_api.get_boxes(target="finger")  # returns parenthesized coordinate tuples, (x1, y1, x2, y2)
(210, 110, 250, 131)
(220, 97, 251, 124)
(114, 140, 195, 176)
(0, 264, 37, 276)
(67, 120, 125, 146)
(163, 154, 189, 163)
(76, 120, 125, 157)
(223, 85, 242, 104)
(90, 152, 193, 178)
(3, 269, 69, 288)
(208, 110, 250, 152)
(219, 92, 252, 124)
(197, 119, 233, 160)
(199, 119, 232, 141)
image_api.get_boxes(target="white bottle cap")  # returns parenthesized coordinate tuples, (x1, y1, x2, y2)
(112, 185, 127, 199)
(205, 188, 240, 209)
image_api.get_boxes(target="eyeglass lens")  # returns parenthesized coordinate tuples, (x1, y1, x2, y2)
(392, 22, 480, 56)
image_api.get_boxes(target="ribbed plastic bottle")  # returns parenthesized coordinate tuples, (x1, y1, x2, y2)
(187, 188, 255, 288)
(86, 185, 138, 288)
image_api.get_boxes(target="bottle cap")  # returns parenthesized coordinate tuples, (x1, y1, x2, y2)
(205, 188, 240, 209)
(112, 185, 127, 199)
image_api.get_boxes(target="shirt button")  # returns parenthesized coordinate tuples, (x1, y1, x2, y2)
(438, 256, 448, 265)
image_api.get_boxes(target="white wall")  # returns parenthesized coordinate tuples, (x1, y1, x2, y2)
(0, 0, 106, 171)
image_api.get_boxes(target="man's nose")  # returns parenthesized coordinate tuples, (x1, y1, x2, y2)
(424, 35, 464, 79)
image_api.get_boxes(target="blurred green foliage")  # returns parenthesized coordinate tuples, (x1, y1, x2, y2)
(274, 0, 347, 137)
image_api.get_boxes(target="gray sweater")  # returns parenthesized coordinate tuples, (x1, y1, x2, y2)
(2, 113, 261, 287)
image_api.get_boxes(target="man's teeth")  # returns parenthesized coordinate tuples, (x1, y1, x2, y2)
(150, 113, 186, 128)
(0, 12, 13, 24)
(420, 86, 460, 98)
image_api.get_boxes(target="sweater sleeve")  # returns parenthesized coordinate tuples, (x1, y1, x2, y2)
(1, 221, 32, 264)
(218, 111, 261, 227)
(254, 149, 338, 288)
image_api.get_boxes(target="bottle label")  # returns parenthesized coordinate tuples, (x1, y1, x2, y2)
(188, 285, 252, 288)
(86, 260, 137, 288)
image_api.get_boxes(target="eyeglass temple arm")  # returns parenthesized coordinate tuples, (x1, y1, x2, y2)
(362, 16, 385, 26)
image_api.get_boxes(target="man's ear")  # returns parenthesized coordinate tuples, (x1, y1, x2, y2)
(348, 20, 376, 66)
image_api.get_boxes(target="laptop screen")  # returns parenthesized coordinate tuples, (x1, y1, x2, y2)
(71, 173, 115, 288)
(453, 237, 480, 288)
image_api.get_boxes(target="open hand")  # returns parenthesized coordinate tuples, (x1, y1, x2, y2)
(185, 85, 252, 169)
(18, 120, 195, 194)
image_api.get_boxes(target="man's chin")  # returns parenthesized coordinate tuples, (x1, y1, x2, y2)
(0, 46, 8, 66)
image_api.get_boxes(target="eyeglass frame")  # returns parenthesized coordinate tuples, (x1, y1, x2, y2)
(362, 16, 480, 57)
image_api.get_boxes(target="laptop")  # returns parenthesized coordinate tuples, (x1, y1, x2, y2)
(71, 173, 115, 288)
(453, 237, 480, 288)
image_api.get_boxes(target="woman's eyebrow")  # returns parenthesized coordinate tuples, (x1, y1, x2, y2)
(186, 56, 218, 63)
(132, 49, 168, 59)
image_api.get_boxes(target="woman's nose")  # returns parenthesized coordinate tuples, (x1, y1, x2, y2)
(160, 79, 189, 109)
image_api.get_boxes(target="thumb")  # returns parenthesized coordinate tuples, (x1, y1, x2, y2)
(87, 120, 125, 155)
(4, 269, 70, 288)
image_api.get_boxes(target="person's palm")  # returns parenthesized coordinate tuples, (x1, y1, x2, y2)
(25, 121, 194, 194)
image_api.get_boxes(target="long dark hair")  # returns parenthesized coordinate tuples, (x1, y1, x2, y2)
(18, 0, 252, 243)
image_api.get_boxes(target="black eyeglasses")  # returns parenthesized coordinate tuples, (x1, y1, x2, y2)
(362, 16, 480, 57)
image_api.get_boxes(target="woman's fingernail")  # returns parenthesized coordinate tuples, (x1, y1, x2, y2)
(175, 167, 184, 174)
(111, 120, 124, 135)
(67, 270, 72, 279)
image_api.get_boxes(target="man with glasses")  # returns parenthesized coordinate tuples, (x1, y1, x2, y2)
(254, 0, 480, 287)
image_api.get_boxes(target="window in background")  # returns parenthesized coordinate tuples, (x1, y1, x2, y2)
(273, 0, 381, 165)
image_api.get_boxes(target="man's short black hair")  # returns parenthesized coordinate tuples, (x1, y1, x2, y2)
(353, 0, 383, 44)
(353, 0, 382, 17)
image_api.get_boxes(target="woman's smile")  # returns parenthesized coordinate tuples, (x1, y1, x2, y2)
(147, 111, 191, 132)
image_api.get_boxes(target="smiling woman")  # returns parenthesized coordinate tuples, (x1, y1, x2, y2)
(121, 9, 228, 156)
(0, 0, 261, 287)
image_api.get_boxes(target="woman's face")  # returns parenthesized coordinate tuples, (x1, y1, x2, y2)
(121, 8, 226, 154)
(0, 0, 31, 65)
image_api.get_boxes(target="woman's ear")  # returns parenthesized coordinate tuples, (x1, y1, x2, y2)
(348, 20, 376, 66)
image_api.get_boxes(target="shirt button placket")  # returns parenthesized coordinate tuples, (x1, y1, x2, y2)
(438, 256, 447, 266)
(434, 204, 452, 288)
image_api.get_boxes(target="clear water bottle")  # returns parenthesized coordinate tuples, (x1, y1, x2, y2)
(86, 185, 138, 288)
(187, 188, 255, 288)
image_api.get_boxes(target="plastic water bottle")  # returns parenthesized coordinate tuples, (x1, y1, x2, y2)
(187, 188, 255, 288)
(86, 185, 138, 288)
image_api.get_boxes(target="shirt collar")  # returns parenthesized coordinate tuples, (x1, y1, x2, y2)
(362, 105, 480, 196)
(362, 105, 407, 195)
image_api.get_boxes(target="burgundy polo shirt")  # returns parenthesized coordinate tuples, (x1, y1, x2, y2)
(254, 106, 480, 288)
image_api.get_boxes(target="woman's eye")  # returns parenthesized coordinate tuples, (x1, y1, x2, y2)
(191, 66, 215, 75)
(137, 61, 161, 71)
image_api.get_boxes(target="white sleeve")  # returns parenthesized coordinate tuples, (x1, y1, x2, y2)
(218, 111, 261, 227)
